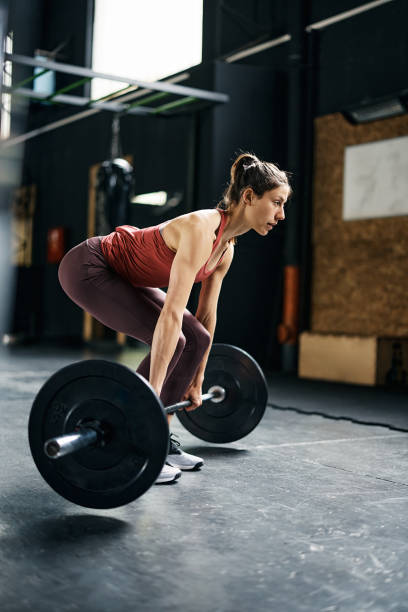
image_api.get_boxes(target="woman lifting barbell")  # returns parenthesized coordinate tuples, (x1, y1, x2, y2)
(58, 152, 291, 484)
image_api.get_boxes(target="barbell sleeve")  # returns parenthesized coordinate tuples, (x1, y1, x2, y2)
(165, 385, 226, 415)
(43, 385, 227, 460)
(44, 428, 98, 459)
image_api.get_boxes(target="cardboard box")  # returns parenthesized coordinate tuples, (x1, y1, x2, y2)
(299, 332, 408, 387)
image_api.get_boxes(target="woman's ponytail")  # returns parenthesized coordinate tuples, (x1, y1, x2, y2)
(218, 152, 291, 216)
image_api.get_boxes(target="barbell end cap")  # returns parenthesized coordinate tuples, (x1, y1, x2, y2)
(44, 440, 61, 459)
(207, 385, 226, 404)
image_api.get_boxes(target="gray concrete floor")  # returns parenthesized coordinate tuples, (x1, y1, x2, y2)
(1, 346, 408, 612)
(267, 372, 408, 431)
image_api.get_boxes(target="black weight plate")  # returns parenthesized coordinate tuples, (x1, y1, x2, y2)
(28, 360, 169, 509)
(176, 344, 268, 443)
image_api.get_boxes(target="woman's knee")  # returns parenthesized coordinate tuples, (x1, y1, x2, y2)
(183, 315, 211, 355)
(58, 247, 83, 300)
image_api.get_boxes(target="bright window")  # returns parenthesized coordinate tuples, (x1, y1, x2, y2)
(1, 32, 13, 140)
(132, 191, 167, 206)
(91, 0, 203, 100)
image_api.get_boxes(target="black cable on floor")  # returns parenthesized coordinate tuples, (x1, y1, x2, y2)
(267, 402, 408, 434)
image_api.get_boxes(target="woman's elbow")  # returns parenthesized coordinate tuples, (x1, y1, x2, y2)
(160, 305, 184, 327)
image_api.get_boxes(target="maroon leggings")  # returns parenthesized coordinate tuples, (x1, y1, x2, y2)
(58, 237, 211, 407)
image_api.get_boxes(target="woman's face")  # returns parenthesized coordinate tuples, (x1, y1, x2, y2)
(248, 185, 289, 236)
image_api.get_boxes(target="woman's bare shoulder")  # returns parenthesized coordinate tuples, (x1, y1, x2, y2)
(181, 209, 220, 226)
(160, 209, 220, 251)
(167, 209, 220, 234)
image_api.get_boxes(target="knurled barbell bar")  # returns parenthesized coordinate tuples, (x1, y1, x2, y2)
(28, 343, 268, 510)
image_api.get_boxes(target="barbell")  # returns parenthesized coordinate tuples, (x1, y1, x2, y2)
(28, 344, 268, 510)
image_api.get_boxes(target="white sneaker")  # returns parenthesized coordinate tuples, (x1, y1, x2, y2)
(167, 433, 204, 471)
(155, 462, 182, 484)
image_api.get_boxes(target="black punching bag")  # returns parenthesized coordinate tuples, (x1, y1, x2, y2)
(95, 115, 134, 235)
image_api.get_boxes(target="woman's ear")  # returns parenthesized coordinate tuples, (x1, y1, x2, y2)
(242, 187, 253, 206)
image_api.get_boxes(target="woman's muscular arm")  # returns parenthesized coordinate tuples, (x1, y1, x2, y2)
(149, 218, 210, 398)
(182, 244, 234, 408)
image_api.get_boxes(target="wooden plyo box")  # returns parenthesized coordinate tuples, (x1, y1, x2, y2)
(299, 332, 408, 387)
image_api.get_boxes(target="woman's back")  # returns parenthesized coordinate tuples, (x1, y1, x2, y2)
(100, 209, 229, 289)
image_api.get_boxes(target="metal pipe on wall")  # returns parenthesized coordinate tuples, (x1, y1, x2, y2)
(279, 0, 310, 372)
(0, 0, 14, 339)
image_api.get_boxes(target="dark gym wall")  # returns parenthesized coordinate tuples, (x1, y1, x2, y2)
(314, 1, 407, 116)
(202, 0, 407, 120)
(202, 0, 288, 62)
(3, 0, 44, 337)
(8, 0, 44, 56)
(9, 0, 407, 370)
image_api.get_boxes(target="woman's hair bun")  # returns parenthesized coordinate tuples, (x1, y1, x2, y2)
(230, 153, 259, 182)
